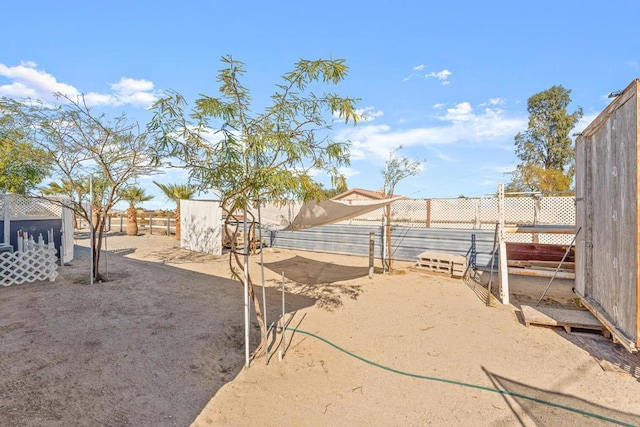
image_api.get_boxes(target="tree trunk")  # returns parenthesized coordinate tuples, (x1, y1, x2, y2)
(126, 206, 138, 236)
(92, 214, 106, 282)
(174, 206, 181, 241)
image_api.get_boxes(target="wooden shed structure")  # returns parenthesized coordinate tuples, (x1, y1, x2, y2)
(575, 79, 640, 352)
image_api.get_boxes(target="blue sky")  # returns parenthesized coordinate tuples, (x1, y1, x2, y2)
(2, 1, 639, 210)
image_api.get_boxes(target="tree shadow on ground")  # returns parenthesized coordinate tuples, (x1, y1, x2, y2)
(0, 246, 316, 427)
(483, 367, 640, 425)
(262, 255, 368, 310)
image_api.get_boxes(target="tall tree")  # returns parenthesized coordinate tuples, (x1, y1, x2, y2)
(509, 85, 582, 193)
(148, 55, 362, 359)
(118, 186, 154, 236)
(381, 146, 423, 271)
(153, 181, 196, 240)
(0, 114, 51, 193)
(1, 94, 158, 281)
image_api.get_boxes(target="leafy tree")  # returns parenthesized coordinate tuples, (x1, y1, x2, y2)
(148, 55, 362, 359)
(118, 186, 154, 236)
(0, 115, 51, 193)
(1, 94, 158, 281)
(153, 181, 196, 240)
(381, 146, 423, 271)
(509, 85, 582, 193)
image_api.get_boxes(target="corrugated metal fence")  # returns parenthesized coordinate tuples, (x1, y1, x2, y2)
(271, 224, 496, 268)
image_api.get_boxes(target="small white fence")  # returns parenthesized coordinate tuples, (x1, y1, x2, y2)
(1, 230, 58, 287)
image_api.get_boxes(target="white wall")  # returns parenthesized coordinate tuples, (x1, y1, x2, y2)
(180, 200, 223, 256)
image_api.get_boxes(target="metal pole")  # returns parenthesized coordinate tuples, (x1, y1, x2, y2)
(280, 271, 285, 360)
(3, 193, 10, 244)
(243, 206, 250, 368)
(149, 212, 153, 235)
(89, 175, 94, 286)
(258, 203, 268, 364)
(535, 227, 581, 307)
(369, 232, 374, 279)
(104, 219, 108, 280)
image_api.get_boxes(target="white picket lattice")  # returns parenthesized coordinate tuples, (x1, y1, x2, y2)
(0, 231, 59, 287)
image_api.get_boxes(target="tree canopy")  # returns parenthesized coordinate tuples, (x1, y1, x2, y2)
(508, 85, 582, 193)
(1, 94, 158, 280)
(148, 55, 362, 359)
(0, 114, 51, 193)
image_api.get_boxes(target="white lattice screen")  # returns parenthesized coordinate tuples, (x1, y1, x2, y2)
(340, 195, 576, 244)
(0, 194, 62, 219)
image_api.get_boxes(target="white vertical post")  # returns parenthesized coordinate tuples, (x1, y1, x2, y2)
(243, 206, 250, 368)
(497, 182, 509, 304)
(3, 193, 10, 244)
(89, 175, 94, 286)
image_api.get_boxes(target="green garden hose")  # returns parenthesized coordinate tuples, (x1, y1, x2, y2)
(281, 327, 637, 426)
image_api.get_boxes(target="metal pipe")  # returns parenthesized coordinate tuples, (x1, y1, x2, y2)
(280, 271, 285, 360)
(243, 206, 250, 368)
(89, 175, 94, 286)
(258, 203, 268, 364)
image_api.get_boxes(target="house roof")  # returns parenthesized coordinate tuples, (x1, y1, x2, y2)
(331, 188, 386, 200)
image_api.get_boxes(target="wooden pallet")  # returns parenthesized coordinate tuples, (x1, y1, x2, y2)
(521, 305, 610, 337)
(414, 251, 467, 278)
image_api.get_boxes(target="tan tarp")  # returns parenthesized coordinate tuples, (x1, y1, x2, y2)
(284, 197, 401, 231)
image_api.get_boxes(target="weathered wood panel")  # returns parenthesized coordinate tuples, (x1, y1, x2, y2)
(575, 79, 639, 347)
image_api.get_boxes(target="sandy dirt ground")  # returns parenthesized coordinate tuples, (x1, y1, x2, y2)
(1, 232, 640, 426)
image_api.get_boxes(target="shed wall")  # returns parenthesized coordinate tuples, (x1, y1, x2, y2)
(576, 80, 639, 346)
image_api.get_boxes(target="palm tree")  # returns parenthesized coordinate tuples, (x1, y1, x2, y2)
(118, 186, 153, 236)
(153, 181, 197, 240)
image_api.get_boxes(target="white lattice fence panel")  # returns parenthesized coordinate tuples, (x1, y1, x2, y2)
(539, 197, 575, 225)
(1, 194, 62, 218)
(0, 248, 58, 286)
(430, 198, 479, 228)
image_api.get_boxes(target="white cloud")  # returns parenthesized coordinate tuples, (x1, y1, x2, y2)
(337, 101, 526, 162)
(0, 61, 158, 108)
(0, 62, 79, 99)
(480, 97, 506, 107)
(413, 64, 425, 71)
(426, 69, 452, 85)
(433, 103, 445, 109)
(574, 112, 600, 133)
(355, 106, 384, 122)
(338, 166, 360, 178)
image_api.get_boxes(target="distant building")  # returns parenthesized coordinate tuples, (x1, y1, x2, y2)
(331, 188, 387, 203)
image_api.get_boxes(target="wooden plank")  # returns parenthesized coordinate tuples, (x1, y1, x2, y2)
(508, 260, 575, 270)
(636, 79, 640, 349)
(506, 242, 575, 262)
(577, 293, 637, 353)
(504, 225, 575, 234)
(507, 267, 575, 280)
(521, 305, 604, 330)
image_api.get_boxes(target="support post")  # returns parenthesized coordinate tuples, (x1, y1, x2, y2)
(497, 182, 509, 304)
(120, 215, 123, 233)
(167, 216, 171, 236)
(243, 206, 250, 368)
(426, 199, 431, 228)
(149, 212, 153, 235)
(368, 232, 375, 279)
(3, 193, 10, 244)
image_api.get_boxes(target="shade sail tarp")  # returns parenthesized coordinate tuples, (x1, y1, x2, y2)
(283, 197, 401, 231)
